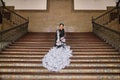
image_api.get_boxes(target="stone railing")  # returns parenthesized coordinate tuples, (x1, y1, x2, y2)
(92, 7, 120, 52)
(0, 7, 29, 52)
(92, 22, 120, 51)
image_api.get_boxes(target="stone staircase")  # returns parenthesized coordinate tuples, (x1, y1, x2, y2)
(0, 32, 120, 80)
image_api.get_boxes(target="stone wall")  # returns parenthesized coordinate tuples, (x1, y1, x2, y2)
(16, 0, 105, 32)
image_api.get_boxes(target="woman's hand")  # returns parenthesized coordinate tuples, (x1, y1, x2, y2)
(56, 39, 60, 43)
(60, 37, 66, 42)
(56, 41, 62, 46)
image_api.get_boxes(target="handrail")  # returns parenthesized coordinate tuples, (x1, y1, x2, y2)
(93, 7, 117, 21)
(4, 7, 28, 21)
(92, 7, 120, 52)
(0, 22, 28, 34)
(92, 22, 120, 34)
(0, 5, 29, 51)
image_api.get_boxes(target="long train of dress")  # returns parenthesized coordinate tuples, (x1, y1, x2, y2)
(42, 45, 72, 72)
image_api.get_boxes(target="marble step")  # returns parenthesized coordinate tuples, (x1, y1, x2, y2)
(4, 48, 117, 52)
(0, 55, 120, 58)
(26, 32, 92, 33)
(19, 40, 102, 42)
(18, 40, 103, 43)
(0, 57, 119, 60)
(24, 35, 95, 37)
(0, 61, 120, 64)
(0, 68, 120, 73)
(9, 44, 110, 47)
(20, 35, 98, 37)
(21, 37, 101, 39)
(12, 43, 109, 46)
(0, 58, 120, 63)
(1, 52, 119, 55)
(0, 32, 119, 80)
(0, 63, 120, 67)
(21, 34, 98, 37)
(18, 38, 102, 41)
(0, 66, 120, 69)
(7, 46, 113, 49)
(14, 42, 106, 44)
(25, 32, 94, 35)
(1, 74, 120, 80)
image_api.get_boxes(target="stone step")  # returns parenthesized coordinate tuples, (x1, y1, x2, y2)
(8, 45, 113, 48)
(21, 37, 101, 39)
(23, 33, 95, 35)
(21, 35, 98, 37)
(0, 55, 120, 58)
(0, 68, 120, 73)
(1, 52, 119, 56)
(14, 41, 107, 44)
(12, 43, 109, 46)
(8, 46, 113, 49)
(0, 61, 120, 64)
(19, 39, 102, 42)
(0, 57, 119, 60)
(18, 40, 103, 43)
(4, 48, 117, 52)
(1, 74, 120, 80)
(24, 35, 95, 37)
(0, 58, 120, 63)
(25, 32, 94, 35)
(1, 66, 120, 69)
(22, 34, 96, 36)
(14, 41, 106, 44)
(10, 44, 110, 47)
(1, 51, 119, 55)
(0, 63, 119, 67)
(18, 38, 102, 41)
(5, 47, 116, 51)
(0, 56, 119, 62)
(0, 32, 120, 80)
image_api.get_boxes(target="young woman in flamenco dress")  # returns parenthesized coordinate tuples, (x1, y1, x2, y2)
(42, 23, 72, 72)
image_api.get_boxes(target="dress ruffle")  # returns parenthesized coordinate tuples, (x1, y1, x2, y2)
(42, 46, 72, 72)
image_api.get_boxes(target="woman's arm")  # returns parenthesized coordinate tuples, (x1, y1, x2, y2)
(60, 29, 66, 42)
(61, 29, 65, 37)
(56, 30, 60, 42)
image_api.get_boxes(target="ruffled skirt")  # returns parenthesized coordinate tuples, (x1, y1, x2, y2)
(42, 46, 72, 72)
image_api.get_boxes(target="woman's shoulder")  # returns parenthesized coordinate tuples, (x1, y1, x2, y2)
(56, 29, 59, 32)
(56, 29, 65, 32)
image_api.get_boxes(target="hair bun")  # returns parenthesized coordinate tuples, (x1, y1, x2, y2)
(59, 23, 64, 26)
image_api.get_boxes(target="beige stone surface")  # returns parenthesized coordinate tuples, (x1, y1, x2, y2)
(106, 18, 120, 32)
(16, 0, 104, 32)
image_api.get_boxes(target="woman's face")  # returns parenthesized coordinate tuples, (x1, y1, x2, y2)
(59, 25, 64, 30)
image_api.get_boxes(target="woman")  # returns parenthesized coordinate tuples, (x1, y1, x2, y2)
(42, 23, 72, 72)
(54, 23, 66, 47)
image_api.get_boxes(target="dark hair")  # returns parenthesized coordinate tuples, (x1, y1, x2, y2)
(59, 23, 64, 26)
